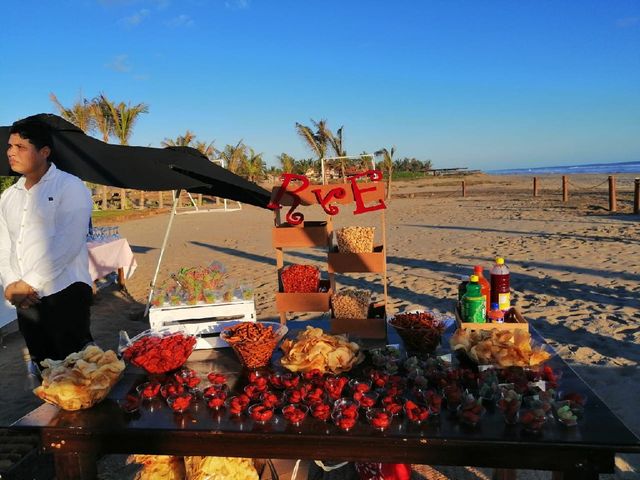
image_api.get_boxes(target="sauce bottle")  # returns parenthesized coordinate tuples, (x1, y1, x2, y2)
(490, 257, 511, 312)
(473, 265, 491, 314)
(463, 275, 486, 323)
(487, 302, 505, 323)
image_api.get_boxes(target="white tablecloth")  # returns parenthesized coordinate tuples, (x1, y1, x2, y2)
(87, 238, 138, 282)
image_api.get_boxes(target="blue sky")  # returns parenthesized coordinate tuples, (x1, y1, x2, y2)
(2, 0, 639, 169)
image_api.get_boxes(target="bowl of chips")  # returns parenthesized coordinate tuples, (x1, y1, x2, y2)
(220, 321, 288, 369)
(280, 326, 364, 374)
(34, 345, 125, 411)
(450, 328, 552, 368)
(388, 310, 446, 354)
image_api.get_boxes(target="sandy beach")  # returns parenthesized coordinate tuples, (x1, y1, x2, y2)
(1, 173, 638, 479)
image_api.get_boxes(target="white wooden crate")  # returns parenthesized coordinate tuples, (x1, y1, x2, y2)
(148, 300, 256, 349)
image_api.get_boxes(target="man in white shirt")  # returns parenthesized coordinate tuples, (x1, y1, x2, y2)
(0, 119, 94, 368)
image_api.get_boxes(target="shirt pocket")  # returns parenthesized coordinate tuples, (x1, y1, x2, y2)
(31, 199, 57, 238)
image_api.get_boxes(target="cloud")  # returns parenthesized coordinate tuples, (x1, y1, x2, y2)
(225, 0, 249, 9)
(118, 8, 150, 26)
(106, 54, 133, 73)
(616, 16, 639, 28)
(166, 14, 195, 27)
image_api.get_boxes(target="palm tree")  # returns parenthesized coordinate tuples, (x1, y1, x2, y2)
(161, 130, 196, 148)
(375, 147, 395, 200)
(277, 153, 296, 174)
(100, 95, 149, 146)
(195, 140, 218, 160)
(240, 148, 266, 182)
(49, 92, 94, 133)
(328, 126, 346, 158)
(89, 95, 114, 142)
(295, 119, 330, 161)
(219, 140, 246, 173)
(100, 95, 149, 210)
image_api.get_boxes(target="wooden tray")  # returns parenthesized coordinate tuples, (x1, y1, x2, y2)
(276, 280, 332, 312)
(272, 221, 330, 248)
(454, 303, 529, 331)
(327, 245, 385, 273)
(330, 302, 387, 339)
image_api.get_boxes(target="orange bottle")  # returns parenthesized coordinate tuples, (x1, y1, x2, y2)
(473, 265, 491, 314)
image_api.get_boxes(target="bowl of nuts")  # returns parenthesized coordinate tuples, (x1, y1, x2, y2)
(331, 289, 371, 319)
(388, 310, 446, 354)
(335, 226, 375, 253)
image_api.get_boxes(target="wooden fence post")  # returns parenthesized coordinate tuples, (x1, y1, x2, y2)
(101, 186, 108, 210)
(461, 180, 466, 197)
(634, 178, 639, 215)
(158, 191, 164, 209)
(120, 188, 126, 210)
(139, 190, 145, 209)
(562, 176, 568, 202)
(609, 176, 617, 212)
(197, 194, 203, 206)
(533, 177, 539, 197)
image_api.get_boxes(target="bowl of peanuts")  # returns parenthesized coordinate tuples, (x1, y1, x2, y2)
(387, 310, 446, 354)
(220, 321, 289, 369)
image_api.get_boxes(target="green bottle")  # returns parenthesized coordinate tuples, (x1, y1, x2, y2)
(463, 275, 486, 323)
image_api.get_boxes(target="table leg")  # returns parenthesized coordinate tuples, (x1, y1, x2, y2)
(117, 267, 125, 289)
(493, 468, 517, 480)
(54, 451, 97, 480)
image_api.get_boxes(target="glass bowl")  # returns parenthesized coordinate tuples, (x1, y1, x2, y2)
(366, 407, 392, 431)
(248, 404, 274, 424)
(387, 310, 446, 354)
(167, 393, 193, 413)
(120, 328, 196, 375)
(332, 410, 358, 432)
(282, 404, 309, 426)
(220, 321, 288, 369)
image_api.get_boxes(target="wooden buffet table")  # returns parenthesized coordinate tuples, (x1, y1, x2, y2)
(10, 320, 640, 480)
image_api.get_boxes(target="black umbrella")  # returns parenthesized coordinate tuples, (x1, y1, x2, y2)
(0, 114, 270, 209)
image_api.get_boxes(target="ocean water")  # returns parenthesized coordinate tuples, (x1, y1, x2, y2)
(488, 161, 640, 176)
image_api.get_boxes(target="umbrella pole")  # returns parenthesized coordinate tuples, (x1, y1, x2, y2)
(144, 189, 181, 317)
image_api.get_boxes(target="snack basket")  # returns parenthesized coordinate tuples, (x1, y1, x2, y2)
(119, 327, 196, 374)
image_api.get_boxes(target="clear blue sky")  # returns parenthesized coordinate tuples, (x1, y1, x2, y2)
(2, 0, 639, 169)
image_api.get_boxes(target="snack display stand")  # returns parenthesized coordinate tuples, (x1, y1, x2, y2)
(10, 319, 640, 480)
(148, 300, 256, 349)
(271, 177, 388, 339)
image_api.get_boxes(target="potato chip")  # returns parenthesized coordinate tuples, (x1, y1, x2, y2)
(34, 345, 125, 411)
(450, 328, 551, 367)
(281, 326, 364, 374)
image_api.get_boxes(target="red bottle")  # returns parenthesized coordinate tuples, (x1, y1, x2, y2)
(473, 265, 491, 314)
(490, 257, 511, 312)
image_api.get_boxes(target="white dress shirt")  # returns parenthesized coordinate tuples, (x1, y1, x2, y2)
(0, 163, 93, 297)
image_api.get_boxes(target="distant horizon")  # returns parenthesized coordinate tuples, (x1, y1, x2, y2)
(2, 1, 639, 170)
(488, 159, 640, 175)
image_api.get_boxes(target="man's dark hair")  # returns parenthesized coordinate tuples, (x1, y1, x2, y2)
(9, 120, 54, 151)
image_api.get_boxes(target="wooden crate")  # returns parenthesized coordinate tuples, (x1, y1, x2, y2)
(327, 245, 385, 273)
(276, 280, 332, 313)
(330, 302, 387, 339)
(272, 221, 330, 248)
(149, 300, 256, 349)
(454, 303, 529, 332)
